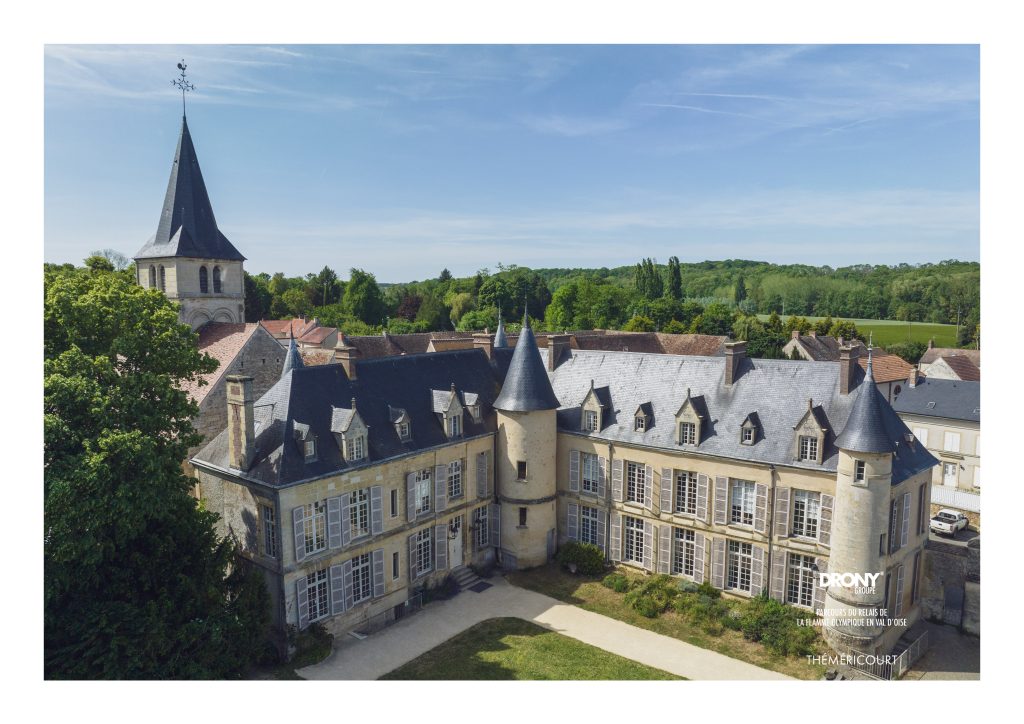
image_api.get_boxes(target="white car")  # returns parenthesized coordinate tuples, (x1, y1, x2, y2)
(930, 509, 969, 536)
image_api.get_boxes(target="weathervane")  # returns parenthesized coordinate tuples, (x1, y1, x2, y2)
(171, 59, 195, 117)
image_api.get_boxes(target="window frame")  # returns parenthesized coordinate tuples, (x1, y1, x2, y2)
(516, 460, 528, 481)
(414, 528, 433, 577)
(584, 409, 598, 432)
(798, 435, 818, 462)
(729, 479, 756, 527)
(625, 461, 644, 504)
(635, 415, 646, 432)
(212, 265, 222, 294)
(943, 431, 961, 453)
(580, 505, 600, 547)
(786, 552, 816, 609)
(726, 540, 753, 593)
(199, 265, 209, 293)
(448, 413, 462, 438)
(581, 452, 600, 494)
(791, 489, 821, 540)
(674, 470, 698, 516)
(305, 568, 329, 622)
(351, 552, 373, 604)
(261, 503, 277, 558)
(679, 421, 696, 445)
(476, 507, 489, 547)
(302, 501, 328, 557)
(448, 459, 463, 500)
(741, 426, 754, 444)
(349, 488, 371, 540)
(414, 469, 432, 516)
(854, 460, 866, 482)
(623, 515, 644, 564)
(672, 527, 696, 577)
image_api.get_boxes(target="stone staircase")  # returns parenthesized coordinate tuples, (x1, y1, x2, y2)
(451, 565, 484, 591)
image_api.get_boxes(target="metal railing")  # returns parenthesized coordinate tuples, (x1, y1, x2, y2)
(352, 593, 424, 638)
(931, 486, 980, 513)
(848, 629, 930, 680)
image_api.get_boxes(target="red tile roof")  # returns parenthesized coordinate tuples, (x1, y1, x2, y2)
(920, 346, 980, 368)
(939, 355, 981, 381)
(858, 351, 914, 384)
(260, 318, 319, 339)
(181, 323, 258, 405)
(298, 326, 337, 345)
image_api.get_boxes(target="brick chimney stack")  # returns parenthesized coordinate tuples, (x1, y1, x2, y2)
(791, 330, 800, 340)
(548, 334, 571, 371)
(334, 337, 361, 380)
(839, 344, 860, 395)
(473, 332, 494, 359)
(724, 341, 747, 386)
(226, 375, 255, 471)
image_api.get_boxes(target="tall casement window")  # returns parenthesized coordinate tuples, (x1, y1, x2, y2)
(303, 439, 317, 460)
(305, 569, 329, 622)
(679, 421, 696, 445)
(476, 507, 489, 547)
(854, 460, 866, 482)
(199, 266, 209, 293)
(675, 470, 698, 515)
(261, 504, 277, 557)
(414, 469, 432, 516)
(726, 540, 753, 592)
(584, 410, 598, 432)
(345, 435, 366, 462)
(626, 461, 644, 503)
(212, 266, 222, 293)
(673, 528, 696, 577)
(158, 265, 166, 291)
(448, 459, 463, 499)
(580, 505, 600, 546)
(392, 551, 400, 580)
(888, 499, 900, 553)
(448, 414, 462, 438)
(791, 490, 821, 539)
(730, 480, 756, 526)
(519, 507, 528, 527)
(798, 435, 818, 462)
(350, 488, 370, 539)
(623, 516, 644, 563)
(581, 452, 600, 493)
(352, 552, 373, 604)
(786, 553, 816, 608)
(301, 501, 327, 556)
(517, 461, 528, 480)
(148, 265, 156, 288)
(390, 489, 399, 518)
(413, 528, 433, 577)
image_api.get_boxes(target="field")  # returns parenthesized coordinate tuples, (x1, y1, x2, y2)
(380, 617, 681, 680)
(757, 315, 958, 348)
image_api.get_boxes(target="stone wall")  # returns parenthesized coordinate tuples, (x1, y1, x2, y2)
(921, 537, 980, 635)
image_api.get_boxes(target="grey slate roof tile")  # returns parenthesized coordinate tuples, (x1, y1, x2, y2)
(891, 378, 980, 423)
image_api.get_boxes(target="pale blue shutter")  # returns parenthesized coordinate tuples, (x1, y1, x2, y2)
(812, 557, 828, 612)
(293, 507, 306, 563)
(696, 474, 710, 523)
(330, 563, 345, 615)
(713, 477, 728, 525)
(644, 465, 654, 511)
(894, 563, 906, 616)
(643, 521, 655, 572)
(370, 486, 384, 535)
(693, 534, 705, 584)
(435, 524, 447, 570)
(434, 464, 447, 512)
(751, 545, 765, 596)
(774, 487, 791, 538)
(900, 492, 911, 548)
(660, 468, 673, 514)
(476, 452, 489, 498)
(567, 502, 579, 541)
(658, 524, 672, 574)
(609, 512, 622, 562)
(406, 472, 417, 521)
(754, 483, 768, 534)
(711, 538, 726, 589)
(769, 550, 787, 602)
(489, 503, 500, 548)
(819, 494, 834, 546)
(598, 456, 607, 498)
(340, 492, 352, 547)
(408, 534, 417, 582)
(569, 450, 580, 493)
(343, 559, 354, 611)
(612, 459, 624, 502)
(597, 511, 607, 553)
(327, 496, 343, 549)
(372, 548, 385, 598)
(296, 576, 310, 629)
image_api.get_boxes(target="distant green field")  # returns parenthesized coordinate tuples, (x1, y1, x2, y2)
(757, 315, 958, 348)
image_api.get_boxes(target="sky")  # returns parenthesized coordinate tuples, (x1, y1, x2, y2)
(43, 44, 979, 282)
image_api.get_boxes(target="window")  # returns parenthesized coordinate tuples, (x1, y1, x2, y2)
(352, 552, 372, 604)
(894, 565, 906, 616)
(414, 469, 432, 516)
(516, 461, 528, 480)
(212, 266, 222, 294)
(448, 459, 463, 499)
(917, 483, 928, 534)
(448, 414, 462, 438)
(302, 501, 327, 556)
(261, 504, 277, 557)
(158, 265, 166, 291)
(626, 461, 644, 504)
(742, 427, 754, 444)
(672, 528, 696, 577)
(911, 552, 922, 603)
(581, 453, 600, 494)
(584, 410, 598, 432)
(148, 265, 156, 287)
(675, 471, 697, 515)
(679, 421, 696, 445)
(518, 507, 528, 527)
(199, 266, 209, 293)
(854, 460, 866, 482)
(879, 533, 887, 556)
(786, 553, 816, 608)
(349, 488, 370, 539)
(304, 439, 317, 460)
(345, 435, 366, 462)
(413, 528, 433, 577)
(943, 431, 961, 453)
(791, 490, 821, 539)
(623, 516, 644, 563)
(888, 499, 899, 553)
(913, 427, 928, 447)
(727, 540, 753, 592)
(580, 506, 600, 546)
(730, 480, 755, 526)
(390, 489, 398, 518)
(799, 435, 818, 462)
(476, 507, 489, 547)
(305, 569, 329, 622)
(392, 551, 400, 580)
(635, 416, 646, 432)
(398, 421, 410, 441)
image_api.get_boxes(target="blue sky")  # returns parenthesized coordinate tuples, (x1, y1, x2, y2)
(44, 44, 979, 282)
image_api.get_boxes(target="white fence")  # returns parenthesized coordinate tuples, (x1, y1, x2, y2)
(931, 486, 981, 513)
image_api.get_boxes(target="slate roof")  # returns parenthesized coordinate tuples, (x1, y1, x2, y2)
(494, 315, 508, 348)
(920, 346, 980, 368)
(937, 355, 981, 381)
(281, 335, 304, 376)
(180, 323, 258, 405)
(134, 117, 245, 262)
(192, 349, 501, 486)
(791, 334, 865, 362)
(493, 319, 561, 412)
(299, 326, 337, 345)
(834, 357, 895, 454)
(891, 378, 980, 423)
(543, 348, 935, 483)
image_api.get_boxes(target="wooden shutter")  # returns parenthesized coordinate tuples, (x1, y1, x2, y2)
(643, 521, 655, 572)
(327, 496, 343, 549)
(769, 549, 787, 602)
(407, 534, 417, 582)
(644, 465, 654, 511)
(812, 557, 828, 613)
(711, 538, 726, 589)
(819, 494, 834, 547)
(476, 451, 489, 498)
(340, 492, 352, 547)
(894, 564, 906, 616)
(406, 472, 417, 521)
(569, 450, 581, 493)
(609, 512, 622, 562)
(489, 503, 501, 548)
(696, 474, 709, 523)
(900, 492, 911, 548)
(658, 524, 672, 574)
(774, 487, 790, 538)
(597, 511, 607, 553)
(370, 486, 384, 536)
(693, 534, 705, 584)
(660, 468, 673, 514)
(612, 459, 624, 502)
(713, 477, 728, 525)
(598, 456, 608, 498)
(434, 464, 447, 512)
(296, 576, 309, 629)
(750, 545, 765, 596)
(435, 524, 447, 571)
(293, 506, 306, 563)
(342, 558, 354, 611)
(372, 548, 385, 598)
(330, 564, 345, 615)
(566, 502, 579, 541)
(753, 483, 768, 534)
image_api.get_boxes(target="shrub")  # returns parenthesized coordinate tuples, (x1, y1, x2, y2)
(287, 622, 334, 668)
(556, 542, 607, 576)
(623, 575, 679, 618)
(678, 580, 700, 594)
(740, 594, 819, 656)
(696, 581, 721, 599)
(602, 573, 631, 593)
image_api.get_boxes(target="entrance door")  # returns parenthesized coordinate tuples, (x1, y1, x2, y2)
(943, 462, 958, 487)
(448, 515, 463, 567)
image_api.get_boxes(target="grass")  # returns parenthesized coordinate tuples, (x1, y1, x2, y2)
(507, 563, 828, 680)
(381, 617, 682, 680)
(756, 315, 958, 348)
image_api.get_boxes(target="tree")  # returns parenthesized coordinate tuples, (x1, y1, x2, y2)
(310, 266, 342, 307)
(827, 319, 861, 342)
(84, 254, 116, 273)
(662, 319, 688, 334)
(438, 268, 452, 283)
(281, 287, 312, 319)
(814, 315, 834, 336)
(765, 311, 783, 333)
(44, 269, 268, 678)
(90, 248, 130, 271)
(734, 276, 747, 304)
(692, 302, 735, 336)
(343, 268, 386, 326)
(784, 315, 810, 335)
(666, 256, 683, 300)
(243, 272, 272, 322)
(622, 315, 656, 332)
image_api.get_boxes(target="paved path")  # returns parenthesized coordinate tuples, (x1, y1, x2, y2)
(298, 577, 790, 680)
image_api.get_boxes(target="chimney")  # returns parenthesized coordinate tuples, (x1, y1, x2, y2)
(472, 332, 493, 359)
(908, 368, 919, 388)
(837, 336, 844, 346)
(334, 338, 361, 380)
(226, 375, 255, 471)
(724, 341, 747, 385)
(548, 334, 571, 371)
(808, 330, 817, 339)
(791, 330, 800, 340)
(927, 338, 934, 349)
(839, 344, 859, 395)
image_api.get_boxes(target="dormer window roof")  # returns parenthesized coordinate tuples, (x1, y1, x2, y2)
(792, 398, 828, 464)
(674, 388, 707, 446)
(634, 402, 653, 432)
(432, 384, 465, 438)
(740, 412, 761, 445)
(292, 421, 317, 461)
(389, 405, 412, 441)
(580, 380, 612, 433)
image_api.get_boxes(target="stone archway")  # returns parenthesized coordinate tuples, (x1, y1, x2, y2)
(189, 310, 212, 330)
(213, 307, 236, 323)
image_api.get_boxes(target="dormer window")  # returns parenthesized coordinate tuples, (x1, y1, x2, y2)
(792, 399, 827, 465)
(679, 421, 696, 445)
(739, 412, 760, 446)
(330, 400, 368, 464)
(304, 439, 316, 459)
(294, 422, 317, 461)
(635, 416, 646, 432)
(448, 414, 462, 438)
(398, 421, 410, 441)
(345, 435, 366, 462)
(580, 381, 609, 433)
(742, 427, 754, 444)
(674, 388, 704, 447)
(432, 386, 465, 439)
(633, 403, 652, 433)
(799, 436, 818, 462)
(584, 410, 598, 432)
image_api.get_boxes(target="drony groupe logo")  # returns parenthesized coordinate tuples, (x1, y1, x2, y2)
(818, 571, 881, 594)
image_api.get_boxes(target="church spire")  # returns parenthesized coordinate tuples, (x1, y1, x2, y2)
(493, 300, 560, 412)
(493, 309, 508, 348)
(282, 330, 304, 377)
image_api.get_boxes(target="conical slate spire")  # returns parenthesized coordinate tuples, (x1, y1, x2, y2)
(835, 345, 895, 454)
(493, 309, 560, 412)
(493, 310, 508, 348)
(134, 116, 245, 261)
(281, 331, 304, 377)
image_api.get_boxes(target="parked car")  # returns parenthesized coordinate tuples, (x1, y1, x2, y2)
(930, 509, 970, 536)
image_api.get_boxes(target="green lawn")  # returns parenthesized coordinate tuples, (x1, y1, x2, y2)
(507, 564, 827, 680)
(381, 617, 682, 680)
(757, 315, 958, 348)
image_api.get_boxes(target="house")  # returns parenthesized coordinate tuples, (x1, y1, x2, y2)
(919, 341, 980, 381)
(892, 376, 980, 492)
(782, 332, 915, 402)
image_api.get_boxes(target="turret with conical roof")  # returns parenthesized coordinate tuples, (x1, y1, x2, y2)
(493, 311, 508, 349)
(282, 331, 304, 377)
(834, 348, 894, 454)
(493, 312, 560, 412)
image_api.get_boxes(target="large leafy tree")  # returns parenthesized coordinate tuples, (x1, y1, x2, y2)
(343, 268, 387, 325)
(44, 266, 268, 678)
